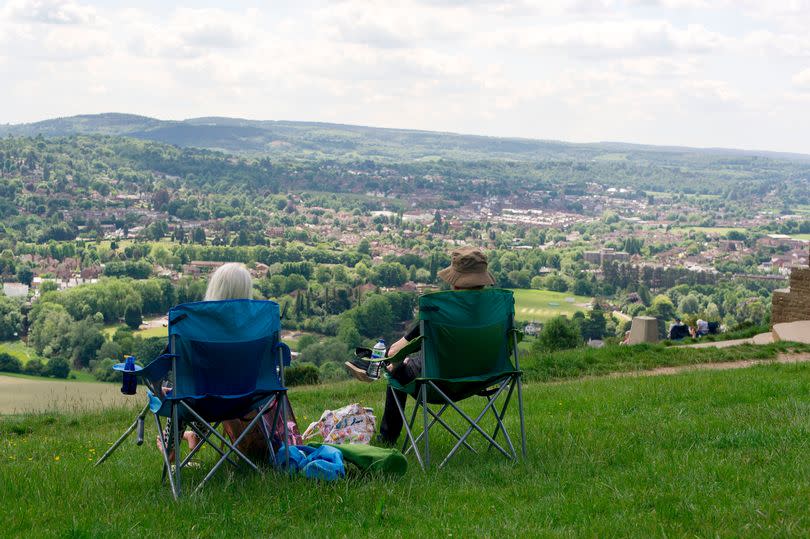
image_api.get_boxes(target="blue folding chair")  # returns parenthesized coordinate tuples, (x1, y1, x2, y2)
(95, 299, 291, 499)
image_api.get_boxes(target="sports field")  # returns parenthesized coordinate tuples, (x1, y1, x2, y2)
(510, 288, 592, 322)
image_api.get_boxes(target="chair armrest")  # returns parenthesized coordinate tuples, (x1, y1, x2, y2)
(380, 336, 423, 365)
(276, 342, 292, 367)
(139, 354, 177, 383)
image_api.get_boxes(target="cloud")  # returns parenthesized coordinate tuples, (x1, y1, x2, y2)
(320, 1, 476, 48)
(2, 0, 97, 25)
(793, 67, 810, 90)
(491, 20, 727, 58)
(126, 8, 256, 59)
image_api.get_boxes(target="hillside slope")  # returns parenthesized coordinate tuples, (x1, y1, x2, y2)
(4, 113, 810, 163)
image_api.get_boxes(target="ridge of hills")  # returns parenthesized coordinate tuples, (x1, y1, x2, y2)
(3, 112, 810, 164)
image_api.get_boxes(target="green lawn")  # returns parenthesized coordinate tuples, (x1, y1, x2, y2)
(103, 324, 168, 339)
(0, 340, 96, 382)
(0, 340, 42, 364)
(791, 233, 810, 241)
(510, 288, 592, 322)
(4, 362, 810, 536)
(671, 226, 747, 235)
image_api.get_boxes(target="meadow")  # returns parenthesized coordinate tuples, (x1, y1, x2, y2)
(3, 361, 810, 536)
(510, 288, 592, 322)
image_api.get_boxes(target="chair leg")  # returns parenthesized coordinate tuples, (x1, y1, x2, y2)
(422, 384, 430, 470)
(280, 395, 290, 470)
(185, 422, 239, 469)
(390, 386, 423, 470)
(172, 402, 181, 498)
(192, 397, 275, 495)
(402, 399, 420, 454)
(153, 414, 178, 500)
(517, 374, 527, 459)
(180, 402, 261, 470)
(408, 404, 477, 456)
(435, 381, 513, 467)
(488, 380, 517, 458)
(94, 403, 150, 467)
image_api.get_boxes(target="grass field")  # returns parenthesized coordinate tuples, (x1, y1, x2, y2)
(510, 288, 592, 322)
(0, 340, 43, 364)
(4, 361, 810, 536)
(671, 226, 748, 235)
(103, 324, 168, 339)
(0, 374, 132, 414)
(791, 233, 810, 241)
(0, 340, 93, 381)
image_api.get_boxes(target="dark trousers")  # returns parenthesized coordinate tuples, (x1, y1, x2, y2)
(379, 357, 422, 444)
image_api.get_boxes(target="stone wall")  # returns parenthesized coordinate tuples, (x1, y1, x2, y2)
(772, 267, 810, 325)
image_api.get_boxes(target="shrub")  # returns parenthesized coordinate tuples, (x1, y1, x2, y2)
(45, 358, 70, 379)
(285, 362, 320, 386)
(23, 359, 45, 376)
(0, 352, 22, 373)
(90, 358, 122, 382)
(533, 316, 582, 353)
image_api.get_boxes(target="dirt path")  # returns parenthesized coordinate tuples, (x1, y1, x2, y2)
(605, 352, 810, 380)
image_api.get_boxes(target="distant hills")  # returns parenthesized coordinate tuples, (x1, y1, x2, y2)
(2, 112, 810, 163)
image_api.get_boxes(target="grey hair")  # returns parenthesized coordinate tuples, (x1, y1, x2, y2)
(204, 263, 253, 301)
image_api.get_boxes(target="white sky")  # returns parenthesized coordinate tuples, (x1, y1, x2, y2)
(2, 0, 810, 154)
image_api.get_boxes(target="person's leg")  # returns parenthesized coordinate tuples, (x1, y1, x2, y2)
(379, 357, 421, 445)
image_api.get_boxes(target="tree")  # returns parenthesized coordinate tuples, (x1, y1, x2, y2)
(544, 274, 568, 292)
(68, 317, 105, 369)
(353, 294, 394, 339)
(648, 294, 676, 322)
(533, 316, 582, 353)
(124, 304, 143, 330)
(97, 340, 124, 363)
(372, 262, 407, 287)
(579, 304, 607, 340)
(45, 358, 70, 379)
(678, 294, 700, 315)
(16, 266, 34, 286)
(0, 296, 23, 340)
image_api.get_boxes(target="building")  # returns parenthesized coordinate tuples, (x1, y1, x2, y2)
(583, 248, 630, 265)
(2, 283, 29, 298)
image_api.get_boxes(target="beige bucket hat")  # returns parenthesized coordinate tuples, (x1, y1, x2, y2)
(437, 247, 496, 288)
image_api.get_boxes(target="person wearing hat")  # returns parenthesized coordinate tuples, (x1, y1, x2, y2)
(346, 247, 496, 446)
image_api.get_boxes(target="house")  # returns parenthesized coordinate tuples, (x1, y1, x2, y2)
(2, 283, 28, 298)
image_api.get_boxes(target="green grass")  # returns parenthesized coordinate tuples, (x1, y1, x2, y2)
(0, 340, 93, 381)
(0, 340, 42, 364)
(791, 233, 810, 241)
(523, 341, 810, 382)
(671, 226, 747, 235)
(4, 363, 810, 536)
(103, 324, 168, 339)
(510, 288, 592, 322)
(0, 374, 125, 414)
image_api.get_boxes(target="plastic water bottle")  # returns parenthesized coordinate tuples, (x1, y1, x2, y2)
(121, 355, 137, 395)
(367, 339, 386, 379)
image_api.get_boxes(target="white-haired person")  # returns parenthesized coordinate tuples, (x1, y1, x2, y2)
(158, 262, 255, 458)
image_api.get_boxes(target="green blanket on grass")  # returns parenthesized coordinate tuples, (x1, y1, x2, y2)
(308, 443, 407, 476)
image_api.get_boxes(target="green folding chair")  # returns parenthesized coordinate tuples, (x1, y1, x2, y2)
(383, 288, 527, 469)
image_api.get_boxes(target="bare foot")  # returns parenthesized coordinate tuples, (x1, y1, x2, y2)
(184, 431, 200, 452)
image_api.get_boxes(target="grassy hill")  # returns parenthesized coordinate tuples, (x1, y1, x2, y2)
(4, 113, 810, 164)
(3, 361, 810, 536)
